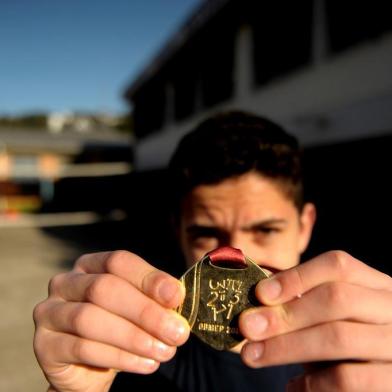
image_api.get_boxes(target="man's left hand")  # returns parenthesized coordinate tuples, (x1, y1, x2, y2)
(239, 250, 392, 391)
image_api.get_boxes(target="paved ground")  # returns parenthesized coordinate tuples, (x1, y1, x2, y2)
(0, 217, 133, 392)
(0, 226, 75, 391)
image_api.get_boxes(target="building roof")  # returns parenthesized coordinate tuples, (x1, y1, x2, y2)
(0, 128, 132, 155)
(124, 0, 230, 100)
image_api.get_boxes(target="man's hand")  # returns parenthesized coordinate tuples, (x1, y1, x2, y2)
(239, 251, 392, 391)
(33, 250, 189, 392)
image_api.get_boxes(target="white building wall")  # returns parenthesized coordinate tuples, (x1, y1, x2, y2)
(135, 29, 392, 170)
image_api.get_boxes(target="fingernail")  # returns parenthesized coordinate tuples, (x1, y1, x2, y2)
(260, 278, 282, 302)
(164, 316, 187, 344)
(245, 342, 264, 362)
(243, 312, 268, 339)
(154, 340, 171, 356)
(159, 279, 179, 304)
(141, 357, 157, 369)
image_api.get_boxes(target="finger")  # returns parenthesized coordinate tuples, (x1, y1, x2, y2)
(240, 282, 392, 341)
(48, 273, 189, 346)
(34, 328, 159, 375)
(287, 363, 392, 392)
(40, 299, 187, 355)
(73, 251, 184, 309)
(241, 321, 392, 367)
(256, 251, 392, 305)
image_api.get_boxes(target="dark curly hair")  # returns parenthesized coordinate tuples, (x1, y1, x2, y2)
(168, 110, 304, 214)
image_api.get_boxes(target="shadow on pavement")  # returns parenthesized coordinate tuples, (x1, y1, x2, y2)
(41, 171, 186, 277)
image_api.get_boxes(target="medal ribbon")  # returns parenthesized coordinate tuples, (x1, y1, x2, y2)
(207, 246, 247, 269)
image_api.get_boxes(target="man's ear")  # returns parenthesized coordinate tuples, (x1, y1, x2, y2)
(298, 202, 317, 254)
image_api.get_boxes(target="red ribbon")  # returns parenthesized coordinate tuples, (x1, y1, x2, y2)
(207, 246, 247, 268)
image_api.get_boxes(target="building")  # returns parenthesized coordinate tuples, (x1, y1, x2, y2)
(0, 127, 132, 214)
(124, 0, 392, 170)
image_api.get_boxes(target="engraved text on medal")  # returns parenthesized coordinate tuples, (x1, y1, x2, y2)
(206, 278, 243, 321)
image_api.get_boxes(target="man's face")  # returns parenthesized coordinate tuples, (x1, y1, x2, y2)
(178, 172, 315, 272)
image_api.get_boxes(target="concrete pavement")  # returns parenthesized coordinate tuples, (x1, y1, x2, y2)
(0, 215, 135, 392)
(0, 225, 81, 391)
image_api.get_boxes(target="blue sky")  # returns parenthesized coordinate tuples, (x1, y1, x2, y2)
(0, 0, 200, 115)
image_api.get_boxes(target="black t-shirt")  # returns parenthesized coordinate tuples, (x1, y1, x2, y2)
(110, 336, 302, 391)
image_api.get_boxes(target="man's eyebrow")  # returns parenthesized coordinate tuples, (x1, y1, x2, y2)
(242, 219, 288, 230)
(186, 220, 287, 233)
(186, 224, 221, 233)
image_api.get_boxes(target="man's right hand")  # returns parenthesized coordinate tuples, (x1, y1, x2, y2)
(33, 250, 190, 392)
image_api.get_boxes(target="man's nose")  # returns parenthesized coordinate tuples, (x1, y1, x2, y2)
(224, 233, 247, 252)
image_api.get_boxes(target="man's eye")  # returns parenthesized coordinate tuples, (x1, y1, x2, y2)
(190, 232, 218, 240)
(194, 234, 213, 239)
(256, 227, 280, 234)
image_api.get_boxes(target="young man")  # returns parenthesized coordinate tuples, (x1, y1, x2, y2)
(33, 112, 392, 391)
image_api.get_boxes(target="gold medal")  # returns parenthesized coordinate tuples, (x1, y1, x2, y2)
(176, 247, 270, 350)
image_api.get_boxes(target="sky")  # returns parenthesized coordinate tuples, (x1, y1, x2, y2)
(0, 0, 201, 116)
